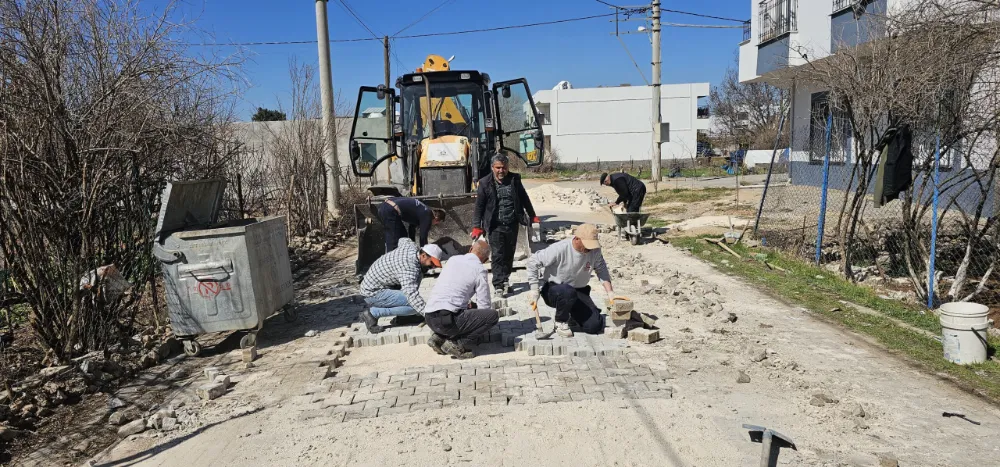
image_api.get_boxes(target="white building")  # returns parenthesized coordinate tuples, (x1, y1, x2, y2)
(531, 82, 712, 166)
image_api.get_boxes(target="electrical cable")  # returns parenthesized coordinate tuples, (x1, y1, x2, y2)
(393, 0, 457, 36)
(335, 0, 381, 40)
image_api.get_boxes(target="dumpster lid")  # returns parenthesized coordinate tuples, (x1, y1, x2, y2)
(156, 180, 226, 236)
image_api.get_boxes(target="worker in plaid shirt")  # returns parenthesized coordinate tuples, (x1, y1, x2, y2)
(359, 238, 443, 334)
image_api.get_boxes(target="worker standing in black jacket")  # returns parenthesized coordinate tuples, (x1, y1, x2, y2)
(472, 153, 539, 296)
(600, 172, 646, 213)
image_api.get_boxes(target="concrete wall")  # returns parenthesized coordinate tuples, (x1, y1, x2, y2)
(532, 83, 711, 165)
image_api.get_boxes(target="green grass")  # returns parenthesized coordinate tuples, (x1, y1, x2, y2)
(672, 236, 1000, 403)
(646, 187, 734, 205)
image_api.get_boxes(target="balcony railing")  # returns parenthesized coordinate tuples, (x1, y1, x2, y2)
(742, 20, 751, 42)
(832, 0, 852, 12)
(759, 0, 796, 44)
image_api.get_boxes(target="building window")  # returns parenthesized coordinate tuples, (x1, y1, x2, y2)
(759, 0, 797, 44)
(697, 96, 710, 119)
(809, 92, 850, 165)
(536, 103, 551, 125)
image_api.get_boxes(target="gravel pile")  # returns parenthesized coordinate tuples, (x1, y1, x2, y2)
(527, 184, 609, 210)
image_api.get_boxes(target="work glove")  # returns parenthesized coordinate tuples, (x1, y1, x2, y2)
(528, 290, 540, 307)
(470, 227, 485, 239)
(531, 216, 541, 224)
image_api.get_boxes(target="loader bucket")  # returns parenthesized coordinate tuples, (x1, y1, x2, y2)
(355, 195, 479, 275)
(355, 195, 544, 276)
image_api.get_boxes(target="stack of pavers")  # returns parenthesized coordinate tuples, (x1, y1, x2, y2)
(603, 298, 661, 344)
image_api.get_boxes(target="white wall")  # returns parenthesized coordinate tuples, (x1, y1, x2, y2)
(738, 1, 759, 82)
(533, 83, 711, 164)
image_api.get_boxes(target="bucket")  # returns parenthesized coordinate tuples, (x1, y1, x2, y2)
(939, 302, 993, 365)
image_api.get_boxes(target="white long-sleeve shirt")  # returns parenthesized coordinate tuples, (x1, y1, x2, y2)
(526, 238, 611, 291)
(425, 253, 492, 314)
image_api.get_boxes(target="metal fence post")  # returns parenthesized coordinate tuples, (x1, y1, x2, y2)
(753, 107, 789, 235)
(928, 133, 940, 309)
(815, 113, 833, 265)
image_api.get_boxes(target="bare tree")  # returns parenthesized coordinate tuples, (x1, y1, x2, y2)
(710, 55, 788, 151)
(794, 0, 1000, 300)
(0, 0, 244, 360)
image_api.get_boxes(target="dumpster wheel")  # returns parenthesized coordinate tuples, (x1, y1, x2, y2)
(240, 332, 257, 350)
(182, 340, 202, 357)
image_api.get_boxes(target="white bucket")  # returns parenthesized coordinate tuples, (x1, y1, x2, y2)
(939, 302, 993, 365)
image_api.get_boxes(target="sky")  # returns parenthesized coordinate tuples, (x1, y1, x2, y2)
(164, 0, 750, 121)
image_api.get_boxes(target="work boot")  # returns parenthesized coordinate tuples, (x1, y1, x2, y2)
(494, 285, 505, 298)
(427, 334, 446, 355)
(390, 314, 424, 327)
(441, 340, 475, 359)
(555, 321, 574, 338)
(359, 309, 383, 334)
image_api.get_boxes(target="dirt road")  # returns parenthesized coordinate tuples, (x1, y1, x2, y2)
(80, 185, 1000, 467)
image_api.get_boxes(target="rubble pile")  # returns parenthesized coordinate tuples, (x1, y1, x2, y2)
(288, 229, 336, 272)
(0, 328, 180, 442)
(527, 184, 609, 211)
(609, 251, 728, 317)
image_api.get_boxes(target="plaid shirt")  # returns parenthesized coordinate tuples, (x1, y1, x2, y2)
(360, 238, 426, 314)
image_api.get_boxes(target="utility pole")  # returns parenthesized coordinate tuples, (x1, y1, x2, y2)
(650, 0, 662, 182)
(315, 0, 340, 218)
(383, 35, 392, 184)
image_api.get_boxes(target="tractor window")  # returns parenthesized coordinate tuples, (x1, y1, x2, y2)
(401, 81, 484, 144)
(349, 87, 395, 177)
(492, 79, 545, 166)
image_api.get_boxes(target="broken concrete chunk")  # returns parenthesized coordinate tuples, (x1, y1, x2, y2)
(213, 375, 232, 388)
(877, 454, 899, 467)
(118, 419, 147, 437)
(736, 371, 751, 384)
(810, 393, 839, 407)
(242, 347, 258, 363)
(197, 382, 226, 401)
(747, 346, 767, 363)
(204, 367, 223, 382)
(851, 402, 866, 418)
(161, 417, 179, 431)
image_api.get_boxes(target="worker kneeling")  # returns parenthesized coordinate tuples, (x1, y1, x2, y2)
(359, 238, 443, 334)
(527, 224, 615, 337)
(424, 240, 498, 359)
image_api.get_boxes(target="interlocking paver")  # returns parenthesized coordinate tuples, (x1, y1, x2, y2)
(570, 392, 604, 401)
(397, 394, 428, 405)
(363, 397, 397, 411)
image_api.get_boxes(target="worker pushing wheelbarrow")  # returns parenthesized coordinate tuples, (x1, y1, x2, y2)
(600, 171, 650, 245)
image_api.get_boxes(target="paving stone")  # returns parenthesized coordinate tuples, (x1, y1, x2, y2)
(196, 383, 226, 401)
(352, 391, 386, 403)
(475, 395, 509, 406)
(344, 408, 379, 420)
(410, 401, 444, 411)
(204, 367, 224, 382)
(570, 392, 604, 401)
(242, 347, 258, 363)
(583, 383, 616, 394)
(332, 402, 368, 414)
(389, 373, 418, 383)
(408, 333, 430, 346)
(321, 394, 355, 408)
(426, 390, 461, 402)
(441, 398, 476, 409)
(377, 405, 412, 417)
(421, 371, 449, 381)
(384, 387, 416, 398)
(429, 376, 461, 387)
(363, 397, 398, 411)
(397, 394, 429, 405)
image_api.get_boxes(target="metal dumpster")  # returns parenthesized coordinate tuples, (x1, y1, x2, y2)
(153, 180, 294, 357)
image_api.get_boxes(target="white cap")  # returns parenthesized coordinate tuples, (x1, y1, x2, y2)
(420, 244, 444, 267)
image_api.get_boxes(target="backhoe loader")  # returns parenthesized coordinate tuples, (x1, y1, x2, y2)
(348, 55, 546, 274)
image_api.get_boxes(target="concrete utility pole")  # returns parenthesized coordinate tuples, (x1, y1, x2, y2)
(650, 0, 662, 182)
(315, 0, 340, 218)
(383, 35, 392, 183)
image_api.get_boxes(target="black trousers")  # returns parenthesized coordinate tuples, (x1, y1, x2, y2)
(540, 283, 604, 334)
(489, 224, 518, 289)
(425, 309, 499, 349)
(378, 203, 408, 253)
(626, 186, 646, 213)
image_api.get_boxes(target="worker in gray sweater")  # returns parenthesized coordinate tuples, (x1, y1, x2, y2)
(526, 223, 615, 337)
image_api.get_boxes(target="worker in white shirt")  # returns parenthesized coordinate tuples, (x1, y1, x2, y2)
(423, 240, 498, 359)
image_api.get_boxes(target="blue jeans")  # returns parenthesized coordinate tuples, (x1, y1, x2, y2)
(365, 289, 417, 318)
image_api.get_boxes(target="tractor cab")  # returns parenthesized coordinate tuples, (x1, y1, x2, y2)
(348, 63, 545, 197)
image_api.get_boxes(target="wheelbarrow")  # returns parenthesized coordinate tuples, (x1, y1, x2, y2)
(611, 210, 651, 245)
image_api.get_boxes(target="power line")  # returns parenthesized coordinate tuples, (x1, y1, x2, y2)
(662, 22, 745, 29)
(393, 0, 457, 37)
(335, 0, 380, 40)
(393, 13, 616, 39)
(189, 12, 735, 48)
(661, 8, 745, 24)
(616, 35, 649, 85)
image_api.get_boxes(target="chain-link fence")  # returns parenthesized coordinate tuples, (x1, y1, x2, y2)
(755, 115, 1000, 309)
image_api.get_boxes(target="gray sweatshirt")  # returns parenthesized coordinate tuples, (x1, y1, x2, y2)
(526, 238, 611, 291)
